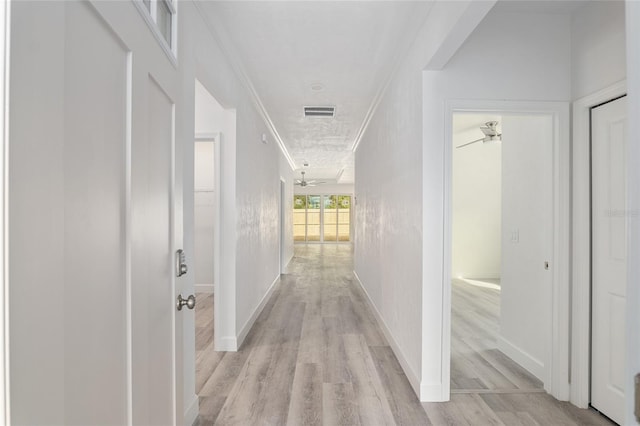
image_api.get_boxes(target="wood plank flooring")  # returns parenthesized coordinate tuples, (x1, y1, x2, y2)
(194, 244, 612, 426)
(451, 278, 543, 393)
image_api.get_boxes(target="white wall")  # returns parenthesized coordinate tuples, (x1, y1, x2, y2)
(452, 115, 501, 279)
(625, 3, 640, 424)
(571, 1, 626, 100)
(353, 0, 495, 399)
(422, 8, 571, 400)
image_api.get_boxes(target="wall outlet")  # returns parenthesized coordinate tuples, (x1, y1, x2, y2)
(510, 229, 519, 243)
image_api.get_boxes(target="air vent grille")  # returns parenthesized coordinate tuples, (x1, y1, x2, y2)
(304, 106, 335, 117)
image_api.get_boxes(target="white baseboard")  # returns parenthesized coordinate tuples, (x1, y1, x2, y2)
(236, 274, 280, 349)
(216, 336, 238, 352)
(420, 382, 447, 402)
(185, 394, 199, 426)
(195, 283, 214, 293)
(455, 273, 501, 280)
(497, 335, 544, 381)
(352, 271, 422, 399)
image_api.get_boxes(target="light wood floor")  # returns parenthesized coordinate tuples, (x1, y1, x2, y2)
(451, 278, 543, 392)
(194, 244, 612, 425)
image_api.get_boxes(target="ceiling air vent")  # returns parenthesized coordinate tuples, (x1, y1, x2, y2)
(304, 106, 335, 118)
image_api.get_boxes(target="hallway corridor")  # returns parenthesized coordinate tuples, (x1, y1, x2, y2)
(195, 245, 611, 426)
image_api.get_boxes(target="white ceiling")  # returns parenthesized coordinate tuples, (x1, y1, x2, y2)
(197, 1, 434, 183)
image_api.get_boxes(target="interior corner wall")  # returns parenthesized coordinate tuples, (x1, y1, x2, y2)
(452, 119, 501, 279)
(422, 9, 571, 400)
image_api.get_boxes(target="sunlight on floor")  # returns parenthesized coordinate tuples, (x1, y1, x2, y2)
(459, 278, 501, 291)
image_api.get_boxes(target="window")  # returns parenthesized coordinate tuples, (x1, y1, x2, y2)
(293, 194, 351, 243)
(135, 0, 177, 60)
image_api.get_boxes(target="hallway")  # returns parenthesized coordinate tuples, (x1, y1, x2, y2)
(195, 245, 611, 426)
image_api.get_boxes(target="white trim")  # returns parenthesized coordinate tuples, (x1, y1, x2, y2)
(124, 51, 133, 426)
(194, 132, 219, 142)
(497, 336, 545, 381)
(279, 178, 285, 274)
(0, 1, 9, 423)
(420, 383, 446, 402)
(184, 394, 199, 426)
(194, 283, 214, 294)
(131, 0, 177, 68)
(571, 80, 627, 409)
(170, 99, 177, 426)
(217, 336, 237, 352)
(443, 100, 571, 402)
(236, 274, 279, 350)
(352, 271, 422, 398)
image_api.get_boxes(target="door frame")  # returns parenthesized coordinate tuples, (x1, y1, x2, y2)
(194, 132, 221, 347)
(571, 80, 627, 409)
(279, 178, 285, 273)
(443, 99, 571, 401)
(0, 0, 9, 422)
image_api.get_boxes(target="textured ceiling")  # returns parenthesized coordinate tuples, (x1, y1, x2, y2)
(197, 1, 434, 183)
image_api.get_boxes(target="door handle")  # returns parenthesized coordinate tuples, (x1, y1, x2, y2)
(176, 249, 188, 277)
(176, 294, 196, 311)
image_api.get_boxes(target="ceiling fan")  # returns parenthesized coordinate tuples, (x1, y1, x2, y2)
(456, 121, 502, 149)
(295, 171, 325, 187)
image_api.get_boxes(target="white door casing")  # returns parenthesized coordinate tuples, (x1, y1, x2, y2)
(591, 95, 627, 425)
(0, 0, 9, 421)
(442, 100, 571, 402)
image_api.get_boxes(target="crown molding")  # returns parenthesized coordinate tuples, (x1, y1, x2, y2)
(192, 1, 296, 171)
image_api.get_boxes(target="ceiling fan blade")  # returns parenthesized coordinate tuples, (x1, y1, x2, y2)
(456, 138, 484, 149)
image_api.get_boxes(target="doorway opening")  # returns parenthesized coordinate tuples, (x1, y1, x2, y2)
(449, 109, 561, 396)
(192, 78, 224, 399)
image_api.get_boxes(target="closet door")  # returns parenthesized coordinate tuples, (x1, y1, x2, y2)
(591, 95, 627, 426)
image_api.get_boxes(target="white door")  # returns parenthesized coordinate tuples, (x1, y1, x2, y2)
(591, 95, 627, 425)
(131, 76, 177, 425)
(8, 2, 183, 424)
(63, 3, 130, 423)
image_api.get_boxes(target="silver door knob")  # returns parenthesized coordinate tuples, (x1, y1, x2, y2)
(176, 294, 196, 311)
